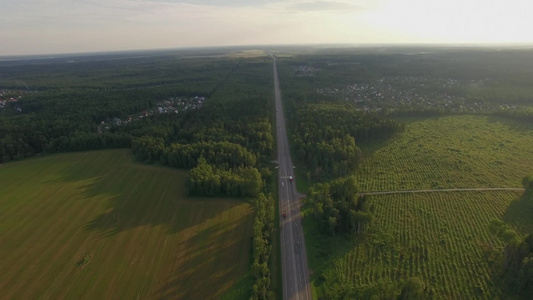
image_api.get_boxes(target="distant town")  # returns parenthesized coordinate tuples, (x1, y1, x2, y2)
(98, 95, 206, 132)
(0, 89, 29, 111)
(292, 65, 519, 113)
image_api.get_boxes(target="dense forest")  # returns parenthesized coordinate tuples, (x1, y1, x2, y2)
(0, 51, 275, 196)
(0, 50, 254, 163)
(307, 176, 372, 236)
(126, 59, 275, 197)
(290, 102, 403, 179)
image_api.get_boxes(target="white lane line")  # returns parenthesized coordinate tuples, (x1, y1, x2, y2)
(275, 64, 299, 300)
(273, 55, 312, 300)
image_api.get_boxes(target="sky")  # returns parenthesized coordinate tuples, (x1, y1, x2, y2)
(1, 0, 533, 56)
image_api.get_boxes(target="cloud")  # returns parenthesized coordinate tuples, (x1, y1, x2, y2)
(289, 1, 361, 12)
(154, 0, 260, 7)
(1, 0, 532, 55)
(144, 0, 289, 8)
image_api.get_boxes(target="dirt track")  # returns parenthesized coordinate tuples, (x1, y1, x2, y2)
(360, 187, 524, 196)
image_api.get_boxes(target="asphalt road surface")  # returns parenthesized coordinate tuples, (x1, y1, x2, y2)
(270, 54, 312, 300)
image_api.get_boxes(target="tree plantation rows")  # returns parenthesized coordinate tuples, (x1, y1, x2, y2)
(316, 191, 524, 298)
(352, 115, 533, 192)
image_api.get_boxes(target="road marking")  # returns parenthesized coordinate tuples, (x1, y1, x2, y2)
(272, 53, 311, 300)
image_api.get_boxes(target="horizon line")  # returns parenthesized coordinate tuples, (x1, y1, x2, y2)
(2, 42, 533, 59)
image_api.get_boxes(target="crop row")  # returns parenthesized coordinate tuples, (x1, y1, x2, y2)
(321, 190, 522, 299)
(354, 115, 533, 191)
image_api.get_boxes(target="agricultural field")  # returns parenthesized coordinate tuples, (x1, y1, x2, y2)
(309, 190, 531, 299)
(355, 115, 533, 192)
(0, 150, 253, 299)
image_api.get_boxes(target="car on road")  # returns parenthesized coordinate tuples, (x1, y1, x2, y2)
(282, 211, 286, 218)
(281, 182, 284, 188)
(289, 176, 293, 182)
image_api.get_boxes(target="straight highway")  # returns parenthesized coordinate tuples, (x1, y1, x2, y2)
(270, 54, 312, 300)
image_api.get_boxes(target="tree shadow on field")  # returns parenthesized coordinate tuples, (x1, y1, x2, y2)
(49, 151, 256, 299)
(486, 115, 533, 135)
(154, 216, 253, 300)
(489, 190, 533, 298)
(502, 192, 533, 235)
(357, 135, 397, 163)
(47, 150, 246, 236)
(300, 203, 361, 293)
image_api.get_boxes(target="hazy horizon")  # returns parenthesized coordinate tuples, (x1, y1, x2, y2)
(3, 42, 533, 59)
(2, 0, 533, 56)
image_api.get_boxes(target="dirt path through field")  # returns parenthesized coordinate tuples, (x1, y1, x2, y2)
(361, 187, 524, 196)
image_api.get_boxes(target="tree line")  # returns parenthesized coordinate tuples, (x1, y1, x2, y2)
(0, 113, 133, 163)
(132, 137, 257, 169)
(186, 157, 262, 198)
(250, 193, 276, 299)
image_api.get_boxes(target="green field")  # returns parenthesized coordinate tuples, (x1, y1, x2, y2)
(0, 150, 253, 299)
(309, 190, 531, 298)
(304, 115, 533, 298)
(355, 115, 533, 191)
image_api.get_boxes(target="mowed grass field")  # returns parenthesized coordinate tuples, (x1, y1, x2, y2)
(311, 191, 532, 299)
(0, 150, 253, 299)
(355, 115, 533, 191)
